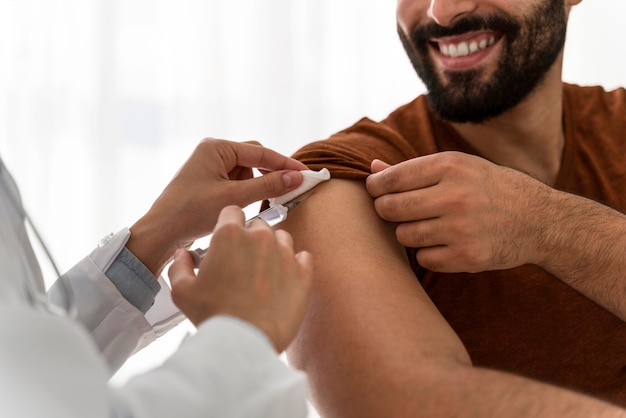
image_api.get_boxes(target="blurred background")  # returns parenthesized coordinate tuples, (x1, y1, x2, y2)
(1, 1, 624, 416)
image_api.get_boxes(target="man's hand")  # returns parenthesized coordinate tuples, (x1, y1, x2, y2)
(127, 139, 308, 275)
(365, 151, 551, 273)
(168, 206, 313, 353)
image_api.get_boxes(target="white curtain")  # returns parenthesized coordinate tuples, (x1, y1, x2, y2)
(0, 0, 624, 414)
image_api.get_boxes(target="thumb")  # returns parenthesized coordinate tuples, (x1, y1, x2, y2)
(168, 249, 195, 290)
(238, 170, 303, 206)
(371, 159, 391, 174)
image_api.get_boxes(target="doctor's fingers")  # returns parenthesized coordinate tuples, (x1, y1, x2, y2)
(168, 249, 196, 285)
(168, 250, 201, 314)
(241, 222, 312, 284)
(213, 205, 247, 231)
(272, 230, 314, 287)
(232, 170, 304, 208)
(294, 251, 314, 288)
(234, 140, 308, 172)
(244, 222, 298, 261)
(194, 139, 304, 173)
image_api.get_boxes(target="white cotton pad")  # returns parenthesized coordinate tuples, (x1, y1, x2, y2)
(268, 168, 331, 207)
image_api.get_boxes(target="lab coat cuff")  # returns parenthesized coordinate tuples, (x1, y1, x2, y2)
(59, 253, 184, 373)
(89, 227, 184, 337)
(90, 228, 131, 272)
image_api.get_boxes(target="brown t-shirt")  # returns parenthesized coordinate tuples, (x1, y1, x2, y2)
(292, 83, 626, 405)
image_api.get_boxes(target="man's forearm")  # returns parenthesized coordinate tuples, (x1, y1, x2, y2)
(425, 364, 626, 418)
(303, 338, 626, 418)
(538, 190, 626, 320)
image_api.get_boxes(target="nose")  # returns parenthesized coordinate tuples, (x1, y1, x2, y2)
(427, 0, 477, 27)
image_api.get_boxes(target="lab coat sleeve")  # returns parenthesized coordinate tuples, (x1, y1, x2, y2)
(0, 304, 112, 418)
(49, 228, 185, 374)
(111, 316, 309, 418)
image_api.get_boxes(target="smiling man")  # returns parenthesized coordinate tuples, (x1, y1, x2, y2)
(279, 0, 626, 417)
(400, 0, 566, 123)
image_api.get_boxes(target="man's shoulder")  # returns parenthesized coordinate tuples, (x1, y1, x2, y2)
(562, 83, 626, 174)
(564, 82, 626, 112)
(338, 94, 440, 154)
(291, 94, 436, 178)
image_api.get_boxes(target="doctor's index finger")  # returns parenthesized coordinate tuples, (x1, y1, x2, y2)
(366, 153, 444, 197)
(214, 206, 247, 231)
(235, 141, 308, 172)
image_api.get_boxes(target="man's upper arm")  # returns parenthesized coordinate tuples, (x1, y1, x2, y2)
(280, 179, 471, 417)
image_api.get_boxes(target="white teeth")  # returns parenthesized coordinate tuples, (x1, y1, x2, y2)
(439, 36, 497, 57)
(457, 42, 469, 56)
(449, 44, 458, 57)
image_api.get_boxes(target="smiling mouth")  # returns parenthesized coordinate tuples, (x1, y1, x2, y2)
(431, 32, 502, 58)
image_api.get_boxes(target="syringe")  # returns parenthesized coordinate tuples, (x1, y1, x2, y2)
(189, 199, 302, 268)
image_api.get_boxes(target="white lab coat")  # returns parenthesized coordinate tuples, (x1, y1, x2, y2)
(0, 158, 308, 418)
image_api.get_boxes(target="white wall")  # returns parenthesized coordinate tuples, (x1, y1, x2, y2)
(0, 1, 624, 416)
(564, 0, 626, 90)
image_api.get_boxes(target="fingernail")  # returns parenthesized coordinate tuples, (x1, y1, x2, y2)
(282, 171, 300, 189)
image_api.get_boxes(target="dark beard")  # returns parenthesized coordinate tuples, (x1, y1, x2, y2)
(399, 0, 567, 124)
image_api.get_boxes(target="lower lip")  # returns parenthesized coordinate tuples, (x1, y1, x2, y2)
(432, 40, 499, 71)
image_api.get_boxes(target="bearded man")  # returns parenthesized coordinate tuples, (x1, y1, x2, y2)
(278, 0, 626, 416)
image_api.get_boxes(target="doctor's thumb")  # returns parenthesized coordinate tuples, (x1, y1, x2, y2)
(241, 170, 303, 205)
(168, 249, 194, 288)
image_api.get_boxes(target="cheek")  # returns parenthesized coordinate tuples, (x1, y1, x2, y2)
(396, 0, 428, 36)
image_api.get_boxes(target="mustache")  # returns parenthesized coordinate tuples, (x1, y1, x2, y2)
(411, 14, 520, 44)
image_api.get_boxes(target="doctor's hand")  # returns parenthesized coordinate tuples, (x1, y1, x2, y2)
(127, 139, 308, 276)
(366, 151, 553, 274)
(168, 206, 313, 353)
